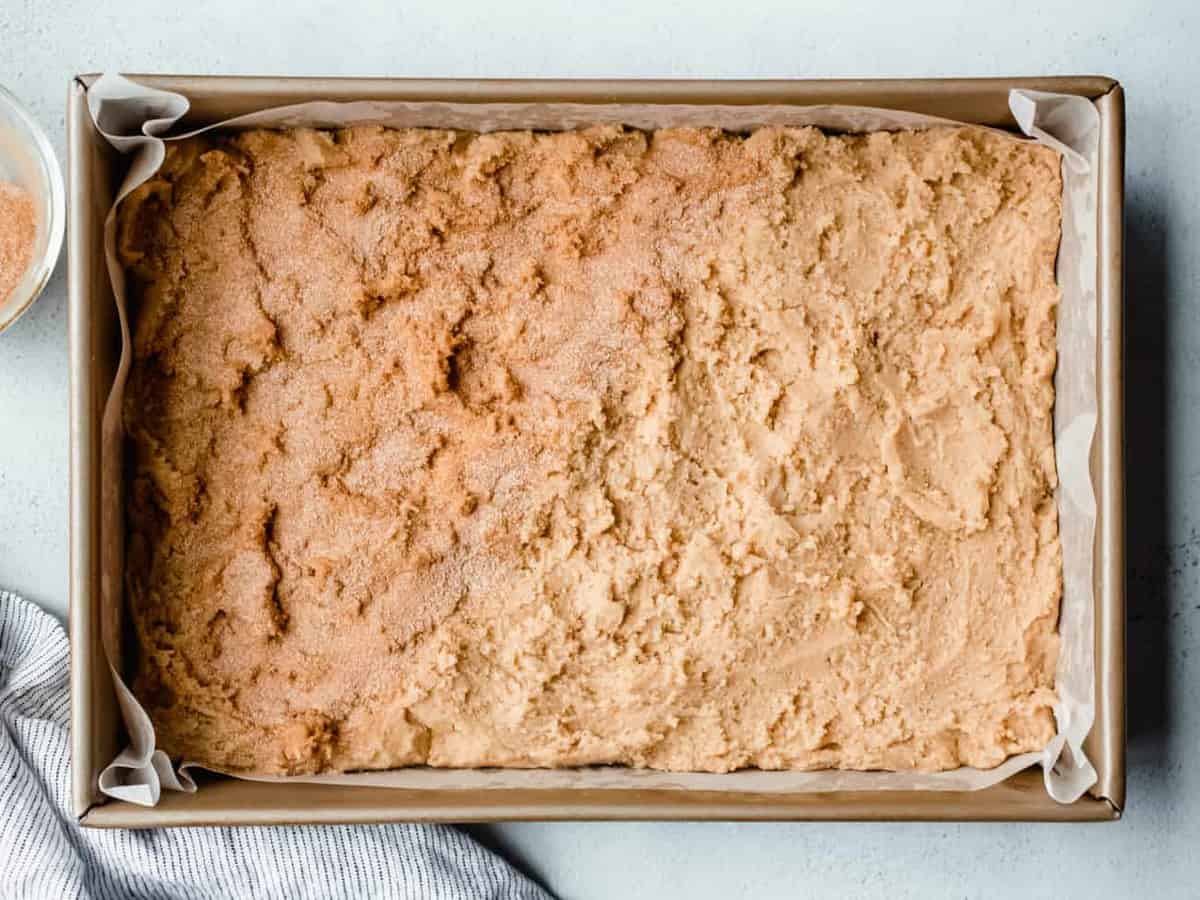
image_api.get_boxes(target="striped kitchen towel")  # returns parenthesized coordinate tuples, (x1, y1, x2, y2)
(0, 590, 550, 900)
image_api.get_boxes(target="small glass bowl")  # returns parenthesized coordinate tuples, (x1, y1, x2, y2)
(0, 84, 65, 334)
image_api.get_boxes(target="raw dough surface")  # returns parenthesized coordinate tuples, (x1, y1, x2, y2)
(119, 123, 1062, 775)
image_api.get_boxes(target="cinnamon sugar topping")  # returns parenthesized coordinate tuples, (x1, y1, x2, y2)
(0, 181, 35, 304)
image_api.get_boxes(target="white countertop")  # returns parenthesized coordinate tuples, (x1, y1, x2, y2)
(1, 0, 1193, 895)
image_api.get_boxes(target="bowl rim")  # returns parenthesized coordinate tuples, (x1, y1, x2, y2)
(0, 83, 67, 335)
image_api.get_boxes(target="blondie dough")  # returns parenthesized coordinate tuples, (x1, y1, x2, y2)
(119, 124, 1062, 774)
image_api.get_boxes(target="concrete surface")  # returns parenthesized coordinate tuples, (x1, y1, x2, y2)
(0, 0, 1191, 896)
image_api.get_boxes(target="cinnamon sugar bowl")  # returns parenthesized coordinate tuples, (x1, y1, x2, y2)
(0, 84, 64, 333)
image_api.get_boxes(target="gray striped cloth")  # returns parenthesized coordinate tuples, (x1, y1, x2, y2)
(0, 591, 550, 900)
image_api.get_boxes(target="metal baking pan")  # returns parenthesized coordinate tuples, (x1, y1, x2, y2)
(68, 74, 1124, 825)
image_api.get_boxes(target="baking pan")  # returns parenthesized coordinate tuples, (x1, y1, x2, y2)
(68, 74, 1124, 825)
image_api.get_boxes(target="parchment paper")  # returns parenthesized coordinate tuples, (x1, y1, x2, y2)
(88, 73, 1099, 807)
